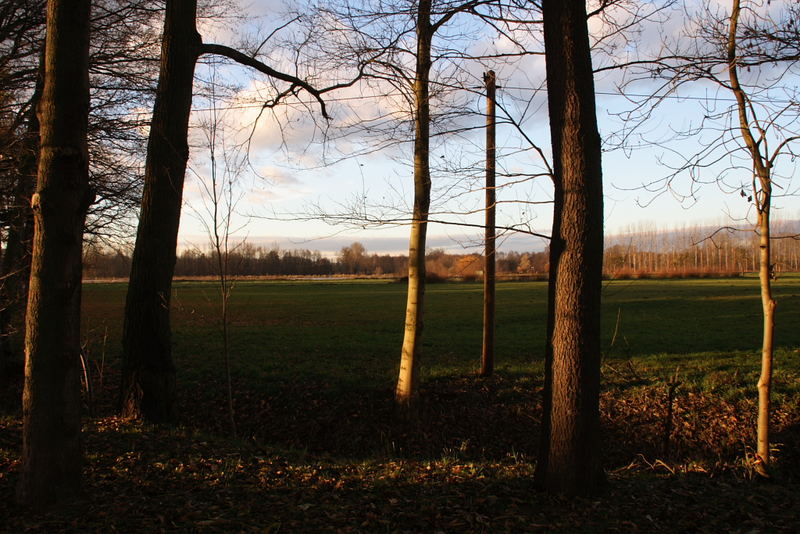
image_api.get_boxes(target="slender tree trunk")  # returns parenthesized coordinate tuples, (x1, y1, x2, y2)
(120, 0, 201, 422)
(480, 70, 496, 378)
(221, 280, 236, 436)
(17, 0, 91, 506)
(756, 206, 775, 474)
(535, 0, 604, 496)
(207, 100, 237, 437)
(395, 0, 432, 408)
(725, 0, 775, 476)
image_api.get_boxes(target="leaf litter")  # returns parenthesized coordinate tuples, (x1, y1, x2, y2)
(1, 371, 799, 532)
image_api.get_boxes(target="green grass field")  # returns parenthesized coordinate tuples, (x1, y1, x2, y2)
(74, 276, 800, 468)
(81, 275, 800, 393)
(2, 276, 799, 531)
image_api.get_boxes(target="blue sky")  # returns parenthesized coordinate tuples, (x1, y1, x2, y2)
(177, 0, 799, 256)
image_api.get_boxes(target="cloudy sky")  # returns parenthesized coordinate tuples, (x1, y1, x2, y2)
(176, 0, 800, 256)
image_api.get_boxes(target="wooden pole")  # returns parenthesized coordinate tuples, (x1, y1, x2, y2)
(480, 70, 496, 377)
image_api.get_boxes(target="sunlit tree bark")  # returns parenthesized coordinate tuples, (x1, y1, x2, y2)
(535, 0, 604, 496)
(395, 0, 433, 409)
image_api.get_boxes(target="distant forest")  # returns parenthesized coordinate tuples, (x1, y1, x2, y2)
(84, 222, 800, 279)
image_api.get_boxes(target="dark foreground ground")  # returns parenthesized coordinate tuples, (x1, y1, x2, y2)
(2, 279, 800, 531)
(1, 371, 799, 533)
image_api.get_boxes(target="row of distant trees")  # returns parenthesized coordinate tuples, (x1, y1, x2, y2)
(606, 221, 800, 277)
(82, 221, 800, 280)
(82, 241, 545, 278)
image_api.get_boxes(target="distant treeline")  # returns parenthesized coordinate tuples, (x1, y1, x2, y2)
(605, 220, 800, 278)
(83, 221, 800, 280)
(82, 241, 548, 279)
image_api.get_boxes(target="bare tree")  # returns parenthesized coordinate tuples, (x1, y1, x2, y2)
(0, 1, 46, 380)
(190, 62, 246, 437)
(614, 0, 800, 477)
(299, 0, 539, 409)
(724, 0, 793, 478)
(120, 0, 355, 422)
(394, 0, 435, 409)
(119, 0, 199, 422)
(17, 0, 91, 506)
(0, 51, 42, 381)
(0, 0, 163, 380)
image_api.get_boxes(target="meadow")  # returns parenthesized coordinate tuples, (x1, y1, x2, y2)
(2, 276, 800, 531)
(83, 275, 800, 384)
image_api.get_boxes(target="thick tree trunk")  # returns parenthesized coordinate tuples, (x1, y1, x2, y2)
(395, 0, 432, 408)
(119, 0, 328, 422)
(120, 0, 200, 422)
(17, 0, 91, 506)
(536, 0, 604, 496)
(480, 70, 496, 378)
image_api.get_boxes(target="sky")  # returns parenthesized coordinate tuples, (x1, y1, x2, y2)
(175, 0, 800, 257)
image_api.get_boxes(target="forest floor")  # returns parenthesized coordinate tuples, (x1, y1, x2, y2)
(2, 279, 800, 531)
(1, 372, 799, 532)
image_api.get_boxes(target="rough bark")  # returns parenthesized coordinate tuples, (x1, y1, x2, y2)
(536, 0, 604, 495)
(120, 0, 201, 422)
(17, 0, 91, 506)
(395, 0, 433, 409)
(480, 70, 496, 378)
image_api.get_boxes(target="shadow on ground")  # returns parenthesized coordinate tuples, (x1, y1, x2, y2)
(1, 370, 799, 532)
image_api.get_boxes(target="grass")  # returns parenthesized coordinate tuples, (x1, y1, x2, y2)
(81, 275, 800, 387)
(1, 275, 799, 531)
(73, 275, 800, 465)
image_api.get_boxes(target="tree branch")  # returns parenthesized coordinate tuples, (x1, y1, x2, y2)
(200, 42, 331, 119)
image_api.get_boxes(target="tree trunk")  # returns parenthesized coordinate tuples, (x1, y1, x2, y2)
(535, 0, 604, 496)
(395, 0, 432, 409)
(120, 0, 201, 422)
(17, 0, 91, 506)
(756, 206, 775, 475)
(119, 0, 330, 422)
(725, 0, 775, 476)
(480, 70, 496, 378)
